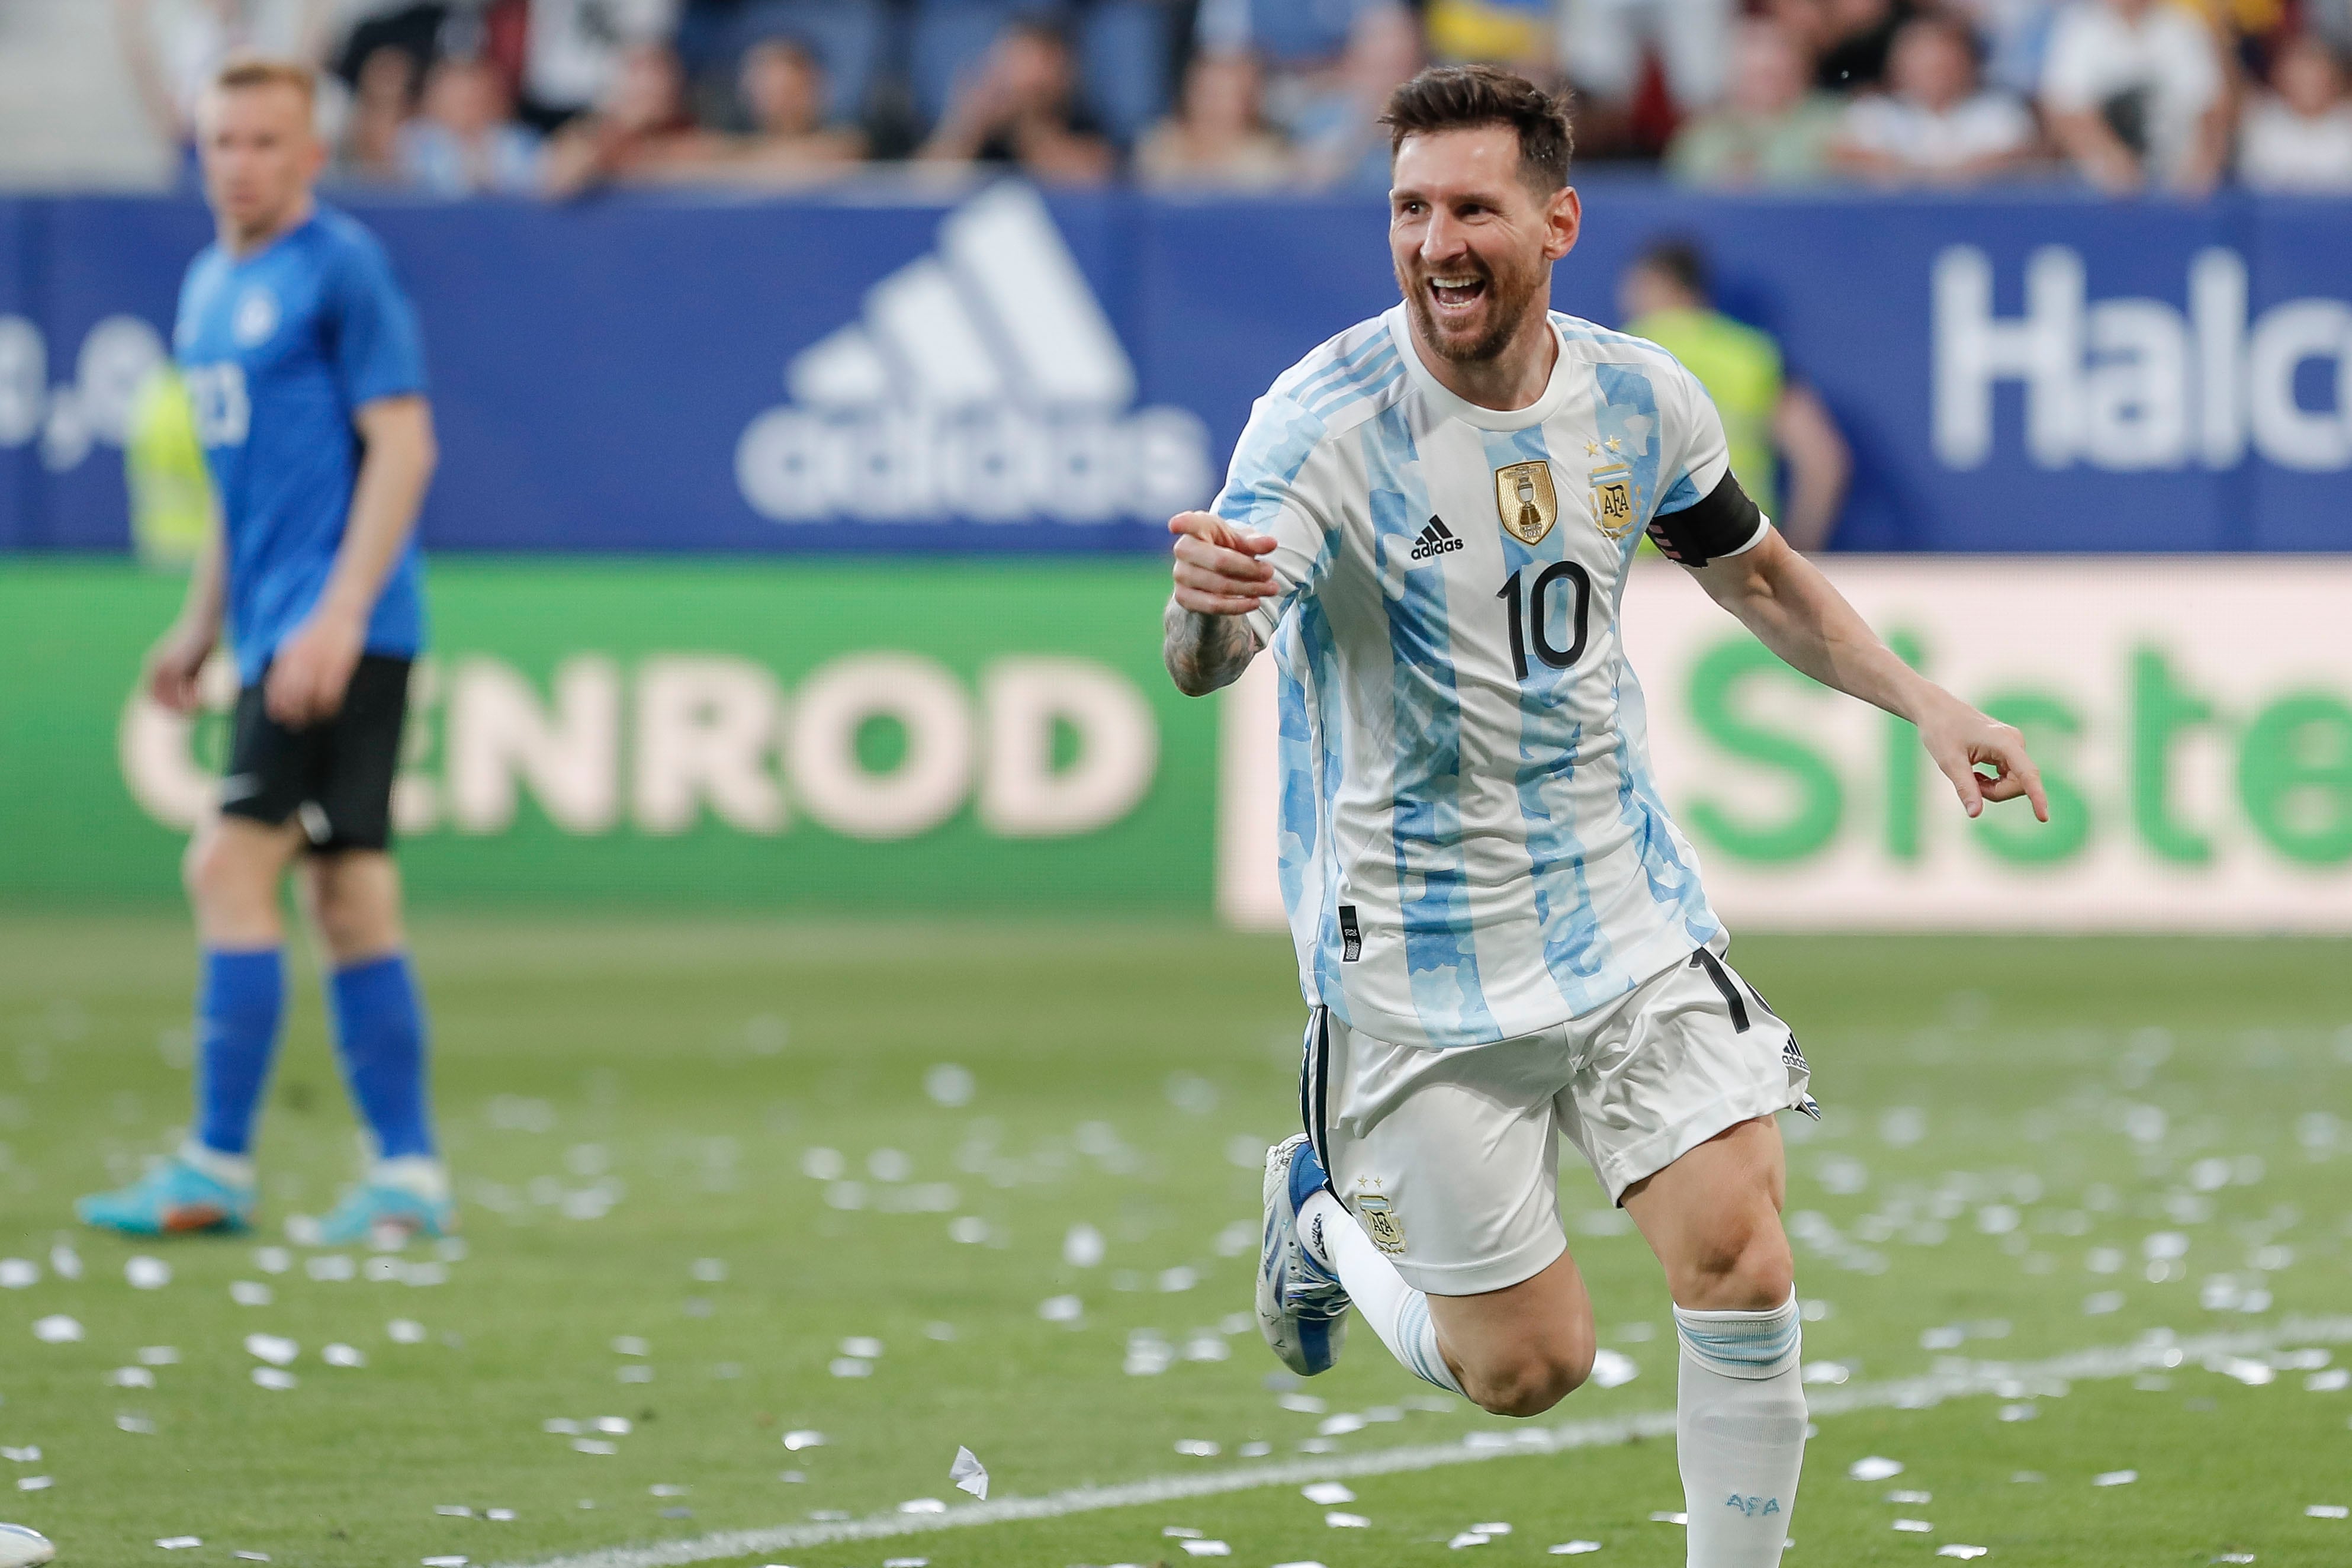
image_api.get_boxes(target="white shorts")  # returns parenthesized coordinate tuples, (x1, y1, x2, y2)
(1302, 940, 1815, 1297)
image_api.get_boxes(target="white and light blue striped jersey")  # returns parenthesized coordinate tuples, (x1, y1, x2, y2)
(1218, 304, 1768, 1050)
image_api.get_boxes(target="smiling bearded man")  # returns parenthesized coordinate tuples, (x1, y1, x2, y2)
(1158, 65, 2049, 1568)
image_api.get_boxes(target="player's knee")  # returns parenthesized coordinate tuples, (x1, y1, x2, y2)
(1461, 1331, 1594, 1418)
(306, 858, 401, 961)
(1678, 1221, 1794, 1310)
(184, 831, 263, 918)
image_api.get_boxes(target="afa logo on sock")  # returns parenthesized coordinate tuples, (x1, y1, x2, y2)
(1724, 1494, 1782, 1518)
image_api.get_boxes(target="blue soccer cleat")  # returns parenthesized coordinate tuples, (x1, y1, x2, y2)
(303, 1181, 456, 1247)
(1257, 1133, 1351, 1376)
(76, 1156, 255, 1236)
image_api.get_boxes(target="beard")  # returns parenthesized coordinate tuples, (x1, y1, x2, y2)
(1396, 250, 1547, 365)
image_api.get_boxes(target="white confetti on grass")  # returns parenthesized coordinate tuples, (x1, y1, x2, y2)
(0, 1259, 37, 1289)
(140, 1346, 179, 1365)
(324, 1344, 367, 1368)
(506, 1316, 2352, 1568)
(2308, 1505, 2348, 1519)
(2093, 1471, 2138, 1487)
(251, 1368, 297, 1391)
(31, 1315, 81, 1344)
(949, 1447, 988, 1501)
(1301, 1482, 1354, 1505)
(1848, 1457, 1904, 1481)
(1550, 1544, 1603, 1556)
(229, 1281, 272, 1306)
(16, 1477, 52, 1492)
(1892, 1519, 1933, 1532)
(1324, 1512, 1370, 1528)
(156, 1538, 202, 1550)
(1936, 1548, 1989, 1560)
(1588, 1349, 1638, 1389)
(1178, 1543, 1229, 1558)
(244, 1334, 298, 1367)
(126, 1255, 171, 1290)
(388, 1319, 428, 1344)
(1647, 1512, 1687, 1525)
(782, 1431, 824, 1451)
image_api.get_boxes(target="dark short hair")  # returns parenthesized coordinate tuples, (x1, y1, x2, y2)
(1380, 65, 1574, 189)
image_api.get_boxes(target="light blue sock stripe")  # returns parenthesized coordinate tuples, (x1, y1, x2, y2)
(1675, 1299, 1801, 1379)
(1396, 1293, 1462, 1395)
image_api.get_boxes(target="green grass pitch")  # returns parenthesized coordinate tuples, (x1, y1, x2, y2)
(1, 914, 2348, 1567)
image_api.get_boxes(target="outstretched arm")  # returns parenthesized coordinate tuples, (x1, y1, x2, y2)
(1687, 529, 2048, 822)
(1163, 510, 1274, 696)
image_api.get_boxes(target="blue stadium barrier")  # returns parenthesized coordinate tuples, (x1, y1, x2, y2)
(1, 181, 2347, 555)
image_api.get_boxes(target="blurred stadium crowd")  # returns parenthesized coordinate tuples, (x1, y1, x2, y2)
(108, 0, 2352, 197)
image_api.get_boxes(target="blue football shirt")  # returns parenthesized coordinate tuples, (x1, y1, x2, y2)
(174, 205, 429, 685)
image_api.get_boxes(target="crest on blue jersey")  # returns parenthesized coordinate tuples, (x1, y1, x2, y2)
(233, 286, 280, 348)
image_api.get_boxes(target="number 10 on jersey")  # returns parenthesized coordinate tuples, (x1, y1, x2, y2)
(1497, 563, 1591, 682)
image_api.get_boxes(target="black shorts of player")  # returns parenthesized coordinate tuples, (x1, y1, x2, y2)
(219, 654, 412, 854)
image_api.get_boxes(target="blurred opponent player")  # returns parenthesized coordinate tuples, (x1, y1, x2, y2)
(1162, 66, 2046, 1567)
(79, 56, 452, 1245)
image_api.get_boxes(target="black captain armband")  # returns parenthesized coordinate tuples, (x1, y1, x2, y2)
(1644, 470, 1766, 567)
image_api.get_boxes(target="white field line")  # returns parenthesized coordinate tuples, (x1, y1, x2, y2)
(500, 1314, 2352, 1568)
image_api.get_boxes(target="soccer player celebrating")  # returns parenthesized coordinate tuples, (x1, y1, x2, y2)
(1165, 68, 2045, 1566)
(80, 57, 451, 1245)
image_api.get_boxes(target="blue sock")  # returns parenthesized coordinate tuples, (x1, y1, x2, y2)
(194, 947, 286, 1159)
(327, 953, 436, 1161)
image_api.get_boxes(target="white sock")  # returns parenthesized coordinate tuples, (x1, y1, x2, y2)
(370, 1155, 449, 1204)
(1300, 1188, 1464, 1396)
(178, 1138, 255, 1190)
(1673, 1293, 1807, 1567)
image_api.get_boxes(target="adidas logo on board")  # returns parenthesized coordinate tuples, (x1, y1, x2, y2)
(1409, 515, 1464, 561)
(735, 183, 1212, 527)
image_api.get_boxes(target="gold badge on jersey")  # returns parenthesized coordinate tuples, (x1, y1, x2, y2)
(1588, 462, 1640, 539)
(1355, 1193, 1407, 1255)
(1493, 460, 1558, 545)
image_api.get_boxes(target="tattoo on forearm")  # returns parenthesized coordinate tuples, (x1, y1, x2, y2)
(1164, 600, 1258, 695)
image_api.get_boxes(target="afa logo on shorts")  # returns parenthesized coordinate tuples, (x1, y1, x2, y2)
(1351, 1185, 1407, 1255)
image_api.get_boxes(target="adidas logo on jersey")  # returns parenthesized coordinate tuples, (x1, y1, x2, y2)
(735, 184, 1212, 528)
(1409, 515, 1464, 561)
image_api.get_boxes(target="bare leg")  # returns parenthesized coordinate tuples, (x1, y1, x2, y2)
(1624, 1117, 1806, 1568)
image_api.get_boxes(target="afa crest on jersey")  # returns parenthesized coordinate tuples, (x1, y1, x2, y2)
(1493, 460, 1558, 545)
(1588, 462, 1641, 539)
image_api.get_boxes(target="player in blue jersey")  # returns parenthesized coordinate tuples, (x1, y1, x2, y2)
(79, 57, 451, 1246)
(1166, 68, 2048, 1567)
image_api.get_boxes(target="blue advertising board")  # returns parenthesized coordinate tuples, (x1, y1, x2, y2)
(1, 182, 2346, 554)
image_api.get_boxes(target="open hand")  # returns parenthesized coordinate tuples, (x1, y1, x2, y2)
(1917, 691, 2048, 822)
(1169, 510, 1280, 617)
(264, 610, 365, 729)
